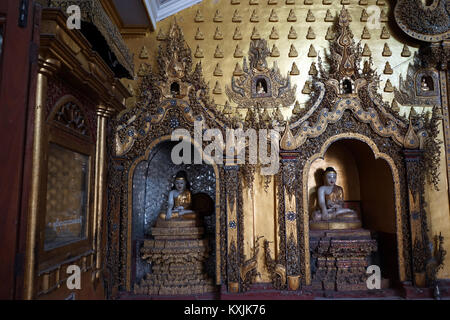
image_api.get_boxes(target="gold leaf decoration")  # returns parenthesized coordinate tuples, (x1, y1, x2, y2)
(157, 29, 166, 40)
(309, 62, 317, 76)
(306, 9, 315, 22)
(195, 28, 204, 40)
(362, 43, 371, 56)
(288, 26, 297, 39)
(213, 10, 223, 22)
(269, 9, 279, 22)
(234, 62, 244, 76)
(214, 27, 223, 40)
(360, 9, 368, 22)
(302, 81, 312, 94)
(214, 45, 224, 58)
(380, 26, 390, 39)
(391, 99, 400, 112)
(214, 63, 223, 76)
(213, 81, 222, 94)
(325, 9, 334, 22)
(223, 101, 233, 115)
(306, 26, 316, 39)
(325, 26, 334, 40)
(232, 9, 242, 22)
(380, 9, 388, 22)
(270, 26, 279, 39)
(382, 43, 392, 56)
(194, 10, 204, 22)
(290, 62, 299, 75)
(384, 61, 393, 74)
(384, 79, 394, 92)
(137, 63, 148, 76)
(289, 44, 298, 57)
(361, 26, 370, 39)
(194, 45, 204, 58)
(287, 9, 297, 22)
(251, 27, 261, 39)
(292, 100, 302, 114)
(139, 45, 149, 59)
(250, 9, 259, 22)
(233, 26, 243, 40)
(308, 44, 317, 57)
(271, 44, 280, 57)
(234, 44, 244, 57)
(401, 44, 411, 57)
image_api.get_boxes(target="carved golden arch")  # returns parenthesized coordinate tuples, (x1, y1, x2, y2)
(301, 133, 406, 284)
(125, 135, 222, 290)
(47, 94, 93, 140)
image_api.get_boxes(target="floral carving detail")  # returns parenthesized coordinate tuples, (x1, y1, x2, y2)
(286, 211, 296, 221)
(54, 101, 88, 136)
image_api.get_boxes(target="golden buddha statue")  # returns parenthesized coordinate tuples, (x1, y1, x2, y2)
(421, 77, 430, 91)
(159, 170, 196, 220)
(310, 167, 361, 230)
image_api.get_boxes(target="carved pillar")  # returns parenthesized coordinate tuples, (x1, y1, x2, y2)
(223, 159, 240, 293)
(280, 151, 301, 290)
(403, 149, 429, 287)
(24, 56, 60, 299)
(92, 105, 114, 283)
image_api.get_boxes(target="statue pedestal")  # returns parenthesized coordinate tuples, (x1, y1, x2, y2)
(134, 217, 215, 295)
(310, 229, 377, 291)
(310, 218, 362, 230)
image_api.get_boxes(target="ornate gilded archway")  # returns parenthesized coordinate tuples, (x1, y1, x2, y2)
(301, 133, 405, 284)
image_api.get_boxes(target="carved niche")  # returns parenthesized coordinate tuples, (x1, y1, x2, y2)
(226, 39, 296, 109)
(394, 54, 441, 107)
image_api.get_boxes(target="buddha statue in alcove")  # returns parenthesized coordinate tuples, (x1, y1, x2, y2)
(159, 170, 196, 220)
(137, 170, 214, 295)
(310, 167, 362, 230)
(421, 77, 430, 91)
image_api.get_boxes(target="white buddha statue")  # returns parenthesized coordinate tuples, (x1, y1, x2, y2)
(159, 170, 196, 220)
(311, 167, 361, 230)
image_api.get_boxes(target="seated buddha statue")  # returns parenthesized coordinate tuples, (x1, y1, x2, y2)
(159, 170, 196, 220)
(310, 167, 361, 230)
(421, 77, 430, 91)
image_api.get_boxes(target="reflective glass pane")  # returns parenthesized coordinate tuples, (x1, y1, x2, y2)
(44, 143, 89, 250)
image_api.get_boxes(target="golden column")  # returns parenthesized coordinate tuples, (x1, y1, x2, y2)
(279, 151, 302, 290)
(223, 158, 241, 293)
(24, 56, 60, 300)
(403, 149, 428, 287)
(92, 105, 114, 283)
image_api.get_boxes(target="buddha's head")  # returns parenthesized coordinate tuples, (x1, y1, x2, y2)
(174, 170, 189, 192)
(324, 167, 337, 186)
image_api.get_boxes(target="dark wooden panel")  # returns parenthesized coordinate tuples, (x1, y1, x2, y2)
(0, 0, 34, 300)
